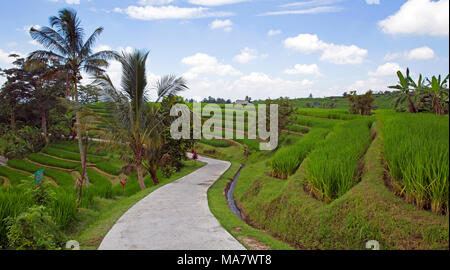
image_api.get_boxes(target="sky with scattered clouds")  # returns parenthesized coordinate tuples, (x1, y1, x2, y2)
(0, 0, 448, 101)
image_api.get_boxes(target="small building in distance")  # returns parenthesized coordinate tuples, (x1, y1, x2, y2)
(236, 100, 252, 106)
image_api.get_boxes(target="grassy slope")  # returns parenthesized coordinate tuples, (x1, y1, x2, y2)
(292, 94, 394, 110)
(233, 122, 449, 249)
(198, 132, 300, 250)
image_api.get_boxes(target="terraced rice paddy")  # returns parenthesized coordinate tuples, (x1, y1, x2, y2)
(378, 111, 449, 214)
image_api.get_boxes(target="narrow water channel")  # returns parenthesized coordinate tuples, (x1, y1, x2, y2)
(227, 164, 245, 219)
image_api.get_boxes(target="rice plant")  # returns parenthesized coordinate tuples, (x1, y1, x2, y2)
(7, 159, 74, 187)
(27, 153, 79, 169)
(296, 108, 360, 120)
(271, 128, 330, 179)
(285, 125, 310, 134)
(296, 115, 341, 129)
(379, 111, 449, 214)
(42, 147, 104, 163)
(305, 118, 374, 202)
(0, 166, 30, 186)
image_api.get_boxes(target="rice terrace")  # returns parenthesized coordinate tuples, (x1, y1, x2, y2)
(0, 0, 448, 256)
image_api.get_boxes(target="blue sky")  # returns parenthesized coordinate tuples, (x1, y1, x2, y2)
(0, 0, 448, 101)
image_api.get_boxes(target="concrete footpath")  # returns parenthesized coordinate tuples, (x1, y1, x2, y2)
(99, 155, 245, 250)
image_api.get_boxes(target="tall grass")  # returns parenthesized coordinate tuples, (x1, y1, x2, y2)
(379, 112, 449, 214)
(86, 168, 113, 198)
(96, 161, 122, 175)
(305, 118, 374, 202)
(28, 153, 79, 169)
(271, 128, 330, 179)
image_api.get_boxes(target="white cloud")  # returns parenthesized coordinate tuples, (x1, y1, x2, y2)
(378, 0, 449, 36)
(183, 72, 314, 100)
(384, 46, 435, 60)
(209, 19, 233, 32)
(284, 33, 368, 64)
(114, 5, 233, 20)
(28, 40, 42, 47)
(182, 53, 242, 79)
(284, 33, 327, 53)
(50, 0, 81, 4)
(267, 29, 282, 36)
(138, 0, 175, 5)
(22, 25, 41, 34)
(0, 49, 21, 65)
(348, 77, 389, 92)
(368, 62, 403, 76)
(187, 0, 248, 6)
(365, 0, 380, 4)
(284, 64, 321, 76)
(260, 6, 342, 16)
(406, 46, 435, 60)
(280, 0, 342, 7)
(233, 47, 267, 64)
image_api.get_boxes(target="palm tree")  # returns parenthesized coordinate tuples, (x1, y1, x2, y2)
(95, 50, 188, 190)
(27, 8, 116, 192)
(389, 68, 418, 113)
(425, 75, 449, 115)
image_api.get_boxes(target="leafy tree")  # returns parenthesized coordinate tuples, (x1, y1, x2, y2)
(265, 97, 294, 130)
(28, 8, 116, 193)
(0, 55, 33, 130)
(348, 91, 374, 115)
(25, 58, 66, 143)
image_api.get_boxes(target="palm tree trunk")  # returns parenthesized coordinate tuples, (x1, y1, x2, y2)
(10, 110, 15, 130)
(74, 82, 89, 188)
(136, 163, 146, 190)
(41, 108, 48, 144)
(149, 166, 159, 186)
(66, 72, 70, 98)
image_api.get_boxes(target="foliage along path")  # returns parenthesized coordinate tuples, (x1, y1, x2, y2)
(99, 155, 245, 250)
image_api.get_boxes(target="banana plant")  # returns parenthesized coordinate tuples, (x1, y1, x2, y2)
(425, 74, 449, 115)
(389, 68, 418, 113)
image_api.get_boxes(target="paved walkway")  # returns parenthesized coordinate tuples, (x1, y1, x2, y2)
(0, 156, 7, 166)
(99, 155, 245, 250)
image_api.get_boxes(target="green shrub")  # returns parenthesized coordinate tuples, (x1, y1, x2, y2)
(4, 205, 66, 250)
(0, 188, 33, 248)
(199, 138, 230, 147)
